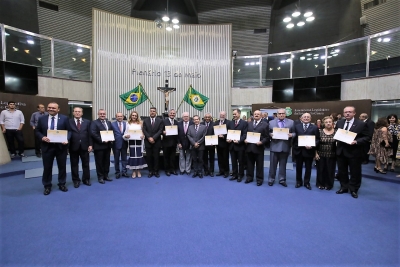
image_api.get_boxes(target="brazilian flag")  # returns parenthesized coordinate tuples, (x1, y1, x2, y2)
(183, 86, 209, 111)
(119, 84, 148, 110)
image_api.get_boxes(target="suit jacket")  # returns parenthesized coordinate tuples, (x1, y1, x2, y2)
(111, 120, 128, 150)
(269, 118, 295, 153)
(187, 124, 207, 150)
(213, 119, 229, 148)
(177, 120, 193, 150)
(35, 114, 71, 152)
(143, 117, 164, 148)
(335, 119, 370, 158)
(365, 119, 375, 139)
(162, 118, 179, 147)
(293, 123, 320, 157)
(68, 118, 92, 151)
(245, 120, 269, 154)
(201, 121, 215, 149)
(227, 119, 248, 151)
(90, 119, 113, 150)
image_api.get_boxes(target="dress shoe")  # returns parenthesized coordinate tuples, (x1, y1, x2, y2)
(172, 171, 178, 175)
(98, 179, 105, 184)
(83, 180, 91, 186)
(148, 172, 153, 178)
(305, 184, 312, 190)
(166, 172, 171, 176)
(59, 185, 68, 192)
(237, 178, 242, 182)
(216, 172, 223, 176)
(295, 183, 302, 188)
(43, 188, 51, 195)
(115, 174, 121, 179)
(73, 182, 80, 188)
(229, 176, 237, 181)
(245, 180, 253, 184)
(122, 173, 129, 177)
(351, 191, 358, 198)
(180, 171, 185, 175)
(325, 186, 332, 191)
(336, 188, 348, 194)
(199, 173, 203, 178)
(257, 182, 263, 186)
(268, 182, 273, 186)
(36, 153, 42, 158)
(279, 181, 287, 187)
(192, 173, 198, 178)
(223, 174, 229, 178)
(155, 172, 160, 178)
(209, 172, 214, 177)
(104, 177, 113, 182)
(204, 171, 209, 176)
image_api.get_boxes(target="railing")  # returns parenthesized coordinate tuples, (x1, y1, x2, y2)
(233, 27, 400, 87)
(0, 24, 92, 81)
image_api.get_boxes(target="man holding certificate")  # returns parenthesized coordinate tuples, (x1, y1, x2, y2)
(35, 102, 71, 195)
(111, 112, 128, 179)
(187, 115, 207, 178)
(177, 112, 193, 175)
(90, 109, 113, 184)
(268, 108, 295, 187)
(227, 109, 248, 182)
(201, 113, 216, 177)
(335, 106, 370, 198)
(293, 113, 320, 190)
(162, 109, 178, 176)
(214, 111, 230, 178)
(244, 110, 269, 186)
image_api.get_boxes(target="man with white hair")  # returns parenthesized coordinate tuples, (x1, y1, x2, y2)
(215, 111, 230, 178)
(177, 112, 193, 175)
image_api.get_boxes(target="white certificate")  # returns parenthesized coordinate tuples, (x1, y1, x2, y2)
(214, 124, 227, 135)
(227, 130, 241, 141)
(298, 135, 316, 147)
(334, 128, 357, 144)
(47, 130, 68, 143)
(165, 125, 178, 136)
(247, 132, 261, 144)
(127, 129, 143, 140)
(272, 127, 289, 140)
(205, 135, 218, 146)
(100, 130, 115, 142)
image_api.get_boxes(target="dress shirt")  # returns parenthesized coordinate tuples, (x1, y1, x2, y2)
(101, 120, 108, 130)
(0, 109, 25, 129)
(48, 114, 59, 130)
(75, 118, 82, 125)
(30, 111, 48, 127)
(344, 118, 355, 130)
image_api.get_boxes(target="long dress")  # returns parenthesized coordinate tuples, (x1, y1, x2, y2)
(368, 127, 393, 165)
(388, 124, 400, 162)
(124, 123, 147, 170)
(316, 128, 337, 189)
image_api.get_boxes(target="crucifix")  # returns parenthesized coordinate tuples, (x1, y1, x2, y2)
(157, 80, 176, 113)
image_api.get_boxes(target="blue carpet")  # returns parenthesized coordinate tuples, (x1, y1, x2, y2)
(0, 155, 399, 267)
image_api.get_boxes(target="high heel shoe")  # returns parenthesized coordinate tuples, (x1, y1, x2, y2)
(137, 172, 141, 178)
(377, 168, 387, 174)
(374, 167, 379, 173)
(132, 172, 136, 178)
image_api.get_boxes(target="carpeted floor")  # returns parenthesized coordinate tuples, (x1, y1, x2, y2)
(0, 151, 399, 267)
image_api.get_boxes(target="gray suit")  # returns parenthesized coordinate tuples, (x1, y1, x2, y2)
(268, 118, 296, 183)
(187, 124, 207, 174)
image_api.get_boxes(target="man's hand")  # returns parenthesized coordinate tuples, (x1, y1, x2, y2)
(305, 146, 312, 149)
(350, 140, 357, 145)
(227, 139, 232, 143)
(62, 141, 68, 145)
(42, 136, 50, 143)
(256, 141, 262, 146)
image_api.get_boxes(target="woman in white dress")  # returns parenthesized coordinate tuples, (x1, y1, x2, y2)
(123, 111, 147, 178)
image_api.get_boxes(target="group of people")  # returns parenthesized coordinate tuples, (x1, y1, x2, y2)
(2, 101, 399, 198)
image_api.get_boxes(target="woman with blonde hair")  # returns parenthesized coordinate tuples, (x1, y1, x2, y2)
(123, 111, 147, 178)
(368, 117, 392, 174)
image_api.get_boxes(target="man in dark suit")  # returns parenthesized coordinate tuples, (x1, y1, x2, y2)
(293, 113, 320, 190)
(335, 106, 370, 198)
(177, 112, 193, 175)
(201, 112, 215, 177)
(187, 115, 207, 178)
(228, 109, 248, 182)
(69, 107, 92, 188)
(214, 111, 230, 178)
(35, 102, 71, 195)
(162, 109, 178, 176)
(245, 110, 269, 186)
(90, 109, 113, 184)
(111, 112, 128, 179)
(359, 113, 375, 164)
(143, 107, 163, 178)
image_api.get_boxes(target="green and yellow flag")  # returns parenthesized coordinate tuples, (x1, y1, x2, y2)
(183, 86, 209, 111)
(119, 84, 148, 110)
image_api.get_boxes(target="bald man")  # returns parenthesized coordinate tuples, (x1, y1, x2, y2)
(111, 112, 128, 178)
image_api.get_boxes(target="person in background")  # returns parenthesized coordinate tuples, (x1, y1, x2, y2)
(315, 116, 337, 190)
(162, 109, 179, 176)
(201, 112, 215, 177)
(359, 113, 375, 164)
(330, 113, 339, 128)
(315, 119, 323, 129)
(143, 107, 163, 178)
(368, 117, 392, 174)
(228, 109, 248, 182)
(111, 112, 129, 179)
(30, 104, 48, 157)
(0, 101, 25, 158)
(387, 114, 400, 172)
(215, 111, 230, 178)
(242, 115, 247, 121)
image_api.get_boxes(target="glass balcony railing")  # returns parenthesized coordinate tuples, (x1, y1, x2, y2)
(233, 27, 400, 87)
(0, 24, 92, 81)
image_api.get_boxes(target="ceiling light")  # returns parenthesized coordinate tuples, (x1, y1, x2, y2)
(304, 12, 313, 17)
(269, 68, 273, 71)
(383, 38, 391, 42)
(335, 49, 340, 53)
(286, 23, 294, 29)
(37, 58, 41, 61)
(371, 51, 377, 55)
(250, 62, 255, 65)
(13, 47, 18, 51)
(307, 58, 312, 60)
(245, 63, 250, 66)
(377, 38, 382, 42)
(237, 69, 240, 72)
(27, 40, 34, 45)
(172, 18, 179, 24)
(315, 65, 318, 68)
(297, 21, 305, 26)
(24, 49, 30, 54)
(162, 15, 170, 22)
(72, 58, 76, 61)
(77, 48, 83, 53)
(320, 56, 326, 59)
(256, 62, 260, 65)
(81, 58, 86, 62)
(5, 32, 10, 36)
(277, 67, 281, 70)
(328, 56, 332, 58)
(166, 25, 172, 31)
(333, 54, 338, 57)
(280, 60, 286, 63)
(306, 17, 315, 22)
(314, 57, 318, 60)
(314, 54, 319, 56)
(286, 58, 291, 62)
(292, 11, 301, 17)
(173, 24, 180, 29)
(156, 22, 163, 29)
(283, 17, 291, 23)
(307, 53, 312, 56)
(300, 56, 305, 60)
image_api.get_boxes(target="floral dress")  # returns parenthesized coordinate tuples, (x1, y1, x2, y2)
(368, 127, 393, 164)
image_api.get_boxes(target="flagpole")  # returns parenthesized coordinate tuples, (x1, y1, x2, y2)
(139, 83, 154, 107)
(176, 85, 191, 112)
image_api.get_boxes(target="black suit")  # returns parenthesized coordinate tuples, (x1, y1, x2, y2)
(293, 123, 320, 185)
(228, 119, 248, 178)
(214, 119, 230, 175)
(363, 118, 375, 163)
(143, 117, 164, 173)
(162, 118, 178, 172)
(69, 118, 92, 184)
(35, 114, 71, 188)
(177, 120, 193, 173)
(245, 120, 269, 183)
(201, 121, 215, 174)
(90, 119, 113, 180)
(335, 119, 370, 192)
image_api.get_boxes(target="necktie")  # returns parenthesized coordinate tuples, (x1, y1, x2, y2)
(254, 121, 257, 127)
(220, 120, 223, 125)
(151, 118, 154, 127)
(77, 119, 81, 130)
(195, 125, 198, 133)
(206, 123, 209, 129)
(235, 120, 238, 127)
(345, 121, 350, 130)
(119, 122, 123, 132)
(170, 119, 173, 125)
(184, 122, 188, 134)
(303, 124, 308, 132)
(279, 120, 285, 128)
(102, 120, 107, 130)
(50, 116, 55, 130)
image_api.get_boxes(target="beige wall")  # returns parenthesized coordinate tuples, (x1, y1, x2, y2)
(38, 76, 92, 101)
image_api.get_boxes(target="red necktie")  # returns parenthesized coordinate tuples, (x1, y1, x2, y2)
(235, 120, 238, 127)
(77, 119, 81, 130)
(151, 118, 154, 127)
(119, 122, 123, 132)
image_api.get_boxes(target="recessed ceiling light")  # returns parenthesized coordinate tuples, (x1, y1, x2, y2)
(172, 18, 179, 24)
(162, 15, 170, 22)
(24, 49, 30, 54)
(277, 67, 281, 70)
(269, 68, 273, 71)
(292, 11, 301, 17)
(166, 25, 172, 31)
(300, 56, 305, 60)
(72, 58, 76, 61)
(335, 49, 340, 53)
(283, 17, 291, 23)
(82, 58, 86, 62)
(371, 51, 377, 55)
(286, 58, 291, 62)
(297, 21, 305, 26)
(383, 38, 391, 42)
(13, 47, 18, 51)
(314, 54, 319, 56)
(173, 24, 179, 29)
(333, 54, 338, 56)
(307, 58, 312, 60)
(286, 23, 294, 29)
(304, 12, 313, 17)
(306, 17, 315, 22)
(77, 48, 83, 53)
(377, 38, 382, 42)
(27, 40, 34, 45)
(280, 60, 286, 63)
(245, 63, 250, 66)
(307, 53, 312, 56)
(37, 57, 41, 61)
(250, 62, 255, 65)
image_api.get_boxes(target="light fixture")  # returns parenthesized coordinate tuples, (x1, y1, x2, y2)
(286, 23, 294, 29)
(250, 62, 255, 65)
(5, 32, 10, 36)
(297, 21, 305, 26)
(166, 25, 172, 31)
(280, 60, 286, 63)
(292, 11, 301, 17)
(284, 1, 315, 29)
(13, 47, 18, 51)
(277, 67, 281, 70)
(333, 54, 338, 57)
(383, 38, 391, 42)
(256, 62, 260, 65)
(27, 40, 34, 45)
(156, 0, 180, 31)
(162, 15, 170, 22)
(371, 51, 377, 55)
(237, 69, 240, 72)
(314, 54, 319, 56)
(304, 11, 313, 17)
(269, 68, 273, 71)
(172, 18, 179, 24)
(24, 50, 30, 54)
(283, 17, 291, 23)
(306, 17, 315, 22)
(335, 49, 340, 53)
(377, 38, 382, 42)
(307, 58, 312, 60)
(173, 24, 179, 29)
(320, 56, 326, 59)
(300, 56, 305, 60)
(72, 57, 76, 61)
(77, 48, 83, 53)
(286, 58, 291, 62)
(37, 58, 41, 61)
(307, 53, 312, 56)
(81, 58, 86, 62)
(245, 63, 250, 66)
(328, 56, 332, 58)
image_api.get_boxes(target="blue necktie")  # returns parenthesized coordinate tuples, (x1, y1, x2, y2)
(50, 116, 55, 130)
